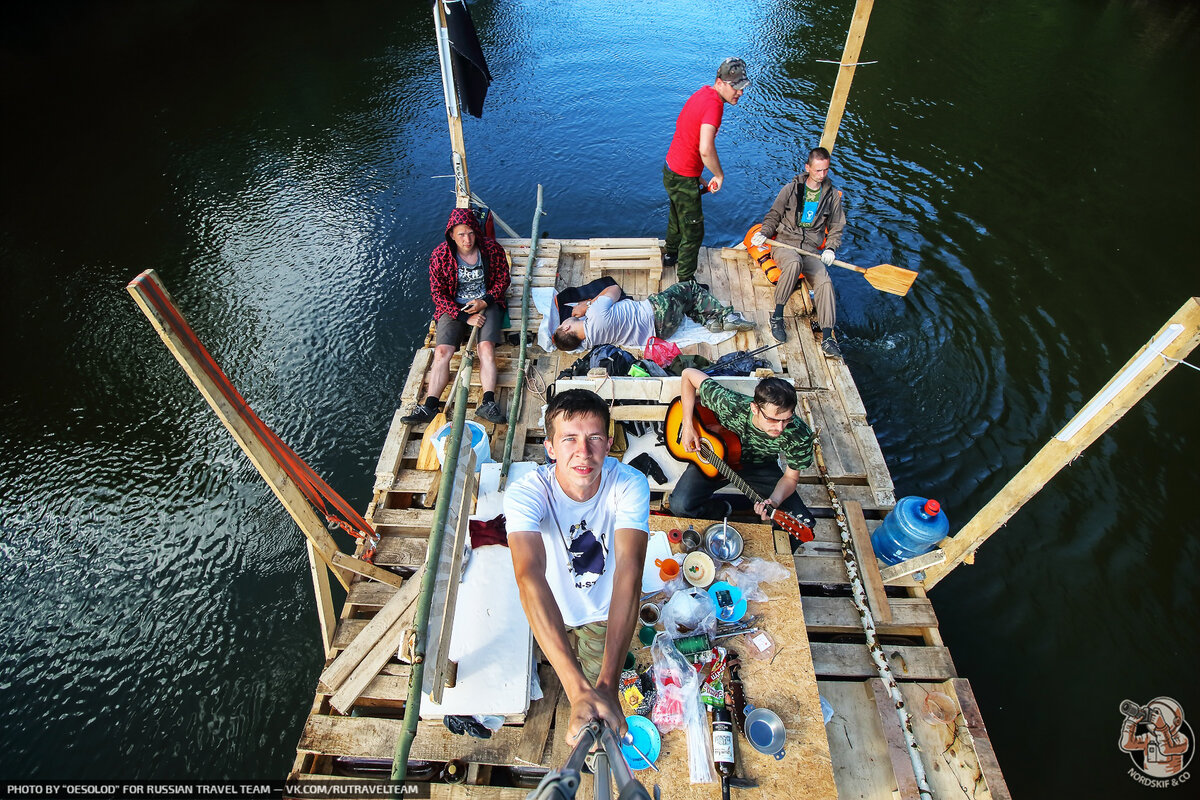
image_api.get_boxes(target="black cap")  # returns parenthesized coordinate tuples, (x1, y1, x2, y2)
(717, 57, 750, 90)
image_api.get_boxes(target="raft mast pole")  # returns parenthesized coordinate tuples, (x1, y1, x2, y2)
(921, 297, 1200, 588)
(499, 184, 545, 490)
(819, 0, 875, 154)
(803, 397, 935, 798)
(434, 0, 471, 207)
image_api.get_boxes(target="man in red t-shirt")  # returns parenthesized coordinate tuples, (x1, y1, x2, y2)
(662, 57, 750, 283)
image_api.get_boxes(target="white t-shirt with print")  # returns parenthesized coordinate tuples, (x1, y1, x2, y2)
(503, 457, 650, 627)
(583, 295, 656, 348)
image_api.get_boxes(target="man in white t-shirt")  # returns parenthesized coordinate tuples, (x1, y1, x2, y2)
(550, 279, 754, 352)
(504, 389, 650, 742)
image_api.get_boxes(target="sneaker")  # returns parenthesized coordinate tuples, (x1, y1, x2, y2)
(474, 400, 507, 424)
(722, 311, 756, 332)
(769, 313, 788, 342)
(401, 403, 436, 424)
(705, 316, 726, 333)
(821, 336, 843, 359)
(662, 251, 678, 267)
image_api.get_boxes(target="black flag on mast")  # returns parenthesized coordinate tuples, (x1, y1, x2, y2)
(437, 0, 492, 118)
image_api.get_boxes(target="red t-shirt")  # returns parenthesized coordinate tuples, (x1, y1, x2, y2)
(664, 85, 725, 177)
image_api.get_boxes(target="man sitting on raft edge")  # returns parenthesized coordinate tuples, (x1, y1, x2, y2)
(503, 389, 650, 742)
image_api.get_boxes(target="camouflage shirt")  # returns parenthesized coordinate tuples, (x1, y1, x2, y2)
(698, 380, 814, 471)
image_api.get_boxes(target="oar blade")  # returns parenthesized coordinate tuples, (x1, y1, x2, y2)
(862, 264, 918, 297)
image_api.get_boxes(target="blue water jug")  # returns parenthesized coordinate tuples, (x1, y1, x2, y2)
(870, 496, 949, 565)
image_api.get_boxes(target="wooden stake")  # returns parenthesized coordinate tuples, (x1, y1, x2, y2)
(820, 0, 875, 154)
(923, 297, 1200, 588)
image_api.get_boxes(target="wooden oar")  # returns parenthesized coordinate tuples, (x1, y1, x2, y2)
(415, 324, 481, 471)
(766, 238, 918, 297)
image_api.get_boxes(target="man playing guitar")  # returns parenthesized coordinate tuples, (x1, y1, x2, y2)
(673, 369, 817, 544)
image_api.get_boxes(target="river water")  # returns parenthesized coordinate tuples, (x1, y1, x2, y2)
(2, 1, 1197, 795)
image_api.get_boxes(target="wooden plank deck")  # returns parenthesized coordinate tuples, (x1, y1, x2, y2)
(290, 240, 1005, 799)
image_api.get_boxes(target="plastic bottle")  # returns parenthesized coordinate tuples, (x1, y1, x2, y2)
(870, 496, 950, 565)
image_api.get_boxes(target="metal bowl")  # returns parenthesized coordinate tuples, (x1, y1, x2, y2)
(744, 704, 787, 760)
(703, 521, 744, 561)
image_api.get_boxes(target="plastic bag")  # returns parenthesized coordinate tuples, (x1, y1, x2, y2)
(650, 634, 690, 733)
(660, 587, 717, 638)
(644, 336, 681, 368)
(717, 557, 790, 602)
(650, 635, 715, 783)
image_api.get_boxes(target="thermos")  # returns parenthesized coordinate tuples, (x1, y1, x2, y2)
(870, 496, 949, 565)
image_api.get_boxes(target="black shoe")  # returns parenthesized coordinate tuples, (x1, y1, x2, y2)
(401, 404, 437, 424)
(821, 337, 843, 359)
(662, 251, 678, 267)
(474, 400, 507, 424)
(702, 499, 733, 520)
(769, 313, 787, 342)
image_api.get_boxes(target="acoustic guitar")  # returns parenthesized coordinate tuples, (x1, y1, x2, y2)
(663, 398, 814, 543)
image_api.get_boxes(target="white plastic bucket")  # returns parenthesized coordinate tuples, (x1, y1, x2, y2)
(431, 420, 492, 471)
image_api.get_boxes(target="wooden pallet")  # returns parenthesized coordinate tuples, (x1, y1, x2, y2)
(292, 242, 1005, 798)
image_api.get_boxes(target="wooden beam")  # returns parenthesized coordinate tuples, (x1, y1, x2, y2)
(319, 564, 426, 693)
(868, 678, 921, 800)
(427, 453, 477, 703)
(330, 552, 405, 589)
(844, 500, 891, 623)
(127, 270, 353, 592)
(330, 615, 409, 715)
(306, 541, 336, 660)
(424, 453, 475, 705)
(820, 0, 875, 154)
(924, 297, 1200, 588)
(809, 642, 956, 681)
(879, 548, 945, 584)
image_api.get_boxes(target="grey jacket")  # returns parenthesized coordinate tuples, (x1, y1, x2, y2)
(760, 173, 845, 252)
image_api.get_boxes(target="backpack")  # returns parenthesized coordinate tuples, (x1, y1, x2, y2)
(588, 345, 636, 377)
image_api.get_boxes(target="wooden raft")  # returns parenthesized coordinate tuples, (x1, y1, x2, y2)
(288, 240, 1008, 799)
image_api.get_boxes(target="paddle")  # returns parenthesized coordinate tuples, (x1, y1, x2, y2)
(766, 238, 918, 297)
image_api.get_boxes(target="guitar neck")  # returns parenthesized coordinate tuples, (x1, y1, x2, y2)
(700, 443, 768, 507)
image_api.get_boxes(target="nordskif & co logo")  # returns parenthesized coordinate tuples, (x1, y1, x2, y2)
(1119, 696, 1194, 788)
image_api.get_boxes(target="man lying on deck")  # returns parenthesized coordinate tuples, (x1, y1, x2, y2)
(550, 276, 755, 352)
(673, 368, 817, 537)
(504, 389, 649, 743)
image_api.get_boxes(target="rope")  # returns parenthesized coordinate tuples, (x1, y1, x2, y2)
(1163, 354, 1200, 373)
(802, 397, 934, 799)
(815, 59, 879, 67)
(130, 273, 379, 559)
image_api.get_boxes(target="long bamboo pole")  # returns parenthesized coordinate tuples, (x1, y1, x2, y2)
(819, 0, 875, 154)
(802, 397, 933, 798)
(923, 297, 1200, 589)
(499, 184, 545, 489)
(391, 339, 478, 781)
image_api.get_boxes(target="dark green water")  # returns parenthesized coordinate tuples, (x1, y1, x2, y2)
(2, 1, 1197, 795)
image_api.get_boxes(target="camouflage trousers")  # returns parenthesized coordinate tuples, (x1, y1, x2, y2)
(647, 280, 731, 338)
(663, 165, 706, 282)
(568, 620, 609, 685)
